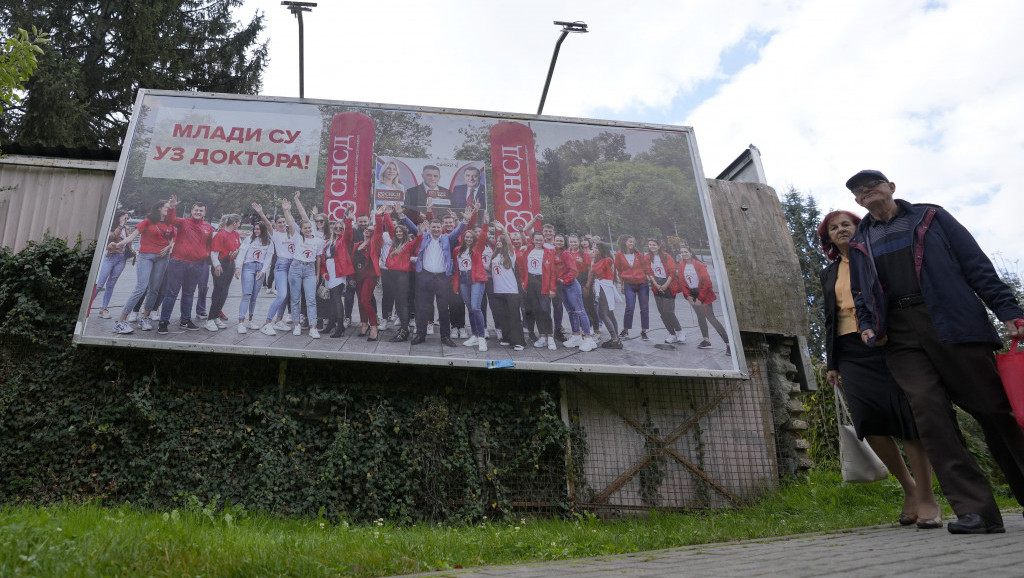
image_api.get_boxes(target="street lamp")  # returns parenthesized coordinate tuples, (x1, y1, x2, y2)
(537, 20, 588, 115)
(281, 1, 317, 98)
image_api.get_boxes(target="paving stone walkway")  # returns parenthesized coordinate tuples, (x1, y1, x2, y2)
(392, 511, 1024, 578)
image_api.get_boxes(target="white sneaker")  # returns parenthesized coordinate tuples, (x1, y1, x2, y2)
(139, 317, 153, 331)
(389, 314, 398, 323)
(267, 287, 277, 296)
(513, 344, 525, 351)
(292, 325, 301, 336)
(676, 332, 687, 344)
(463, 336, 479, 347)
(309, 327, 320, 339)
(378, 320, 388, 330)
(458, 328, 468, 339)
(478, 340, 488, 352)
(283, 313, 293, 324)
(563, 334, 583, 348)
(213, 318, 226, 329)
(112, 321, 134, 334)
(534, 337, 547, 348)
(273, 321, 291, 331)
(260, 324, 277, 336)
(665, 335, 677, 344)
(427, 324, 435, 335)
(580, 337, 597, 352)
(247, 320, 260, 330)
(237, 323, 247, 334)
(548, 338, 557, 350)
(127, 312, 138, 322)
(204, 320, 218, 332)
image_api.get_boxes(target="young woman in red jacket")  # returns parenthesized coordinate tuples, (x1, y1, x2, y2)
(352, 204, 387, 341)
(553, 234, 597, 351)
(205, 213, 242, 332)
(486, 227, 526, 350)
(520, 230, 557, 350)
(645, 238, 684, 344)
(678, 246, 730, 356)
(615, 235, 651, 341)
(381, 204, 423, 342)
(321, 211, 354, 338)
(587, 241, 622, 349)
(454, 213, 490, 351)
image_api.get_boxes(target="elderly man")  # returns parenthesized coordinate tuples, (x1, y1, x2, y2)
(847, 169, 1024, 535)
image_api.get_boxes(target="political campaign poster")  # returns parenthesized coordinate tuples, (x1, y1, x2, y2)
(74, 89, 743, 378)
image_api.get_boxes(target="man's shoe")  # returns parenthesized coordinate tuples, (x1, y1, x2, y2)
(204, 320, 219, 332)
(440, 337, 457, 347)
(477, 340, 487, 352)
(331, 326, 346, 338)
(463, 336, 479, 347)
(411, 334, 426, 345)
(601, 340, 623, 349)
(157, 321, 169, 335)
(388, 328, 407, 342)
(947, 514, 1005, 534)
(215, 318, 228, 329)
(180, 320, 200, 331)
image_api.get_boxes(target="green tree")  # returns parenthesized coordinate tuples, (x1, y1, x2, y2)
(1, 1, 267, 148)
(537, 131, 631, 230)
(556, 161, 701, 244)
(0, 27, 47, 114)
(780, 187, 828, 361)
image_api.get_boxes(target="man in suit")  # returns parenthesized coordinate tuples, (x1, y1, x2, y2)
(451, 166, 486, 210)
(405, 165, 450, 208)
(410, 203, 474, 347)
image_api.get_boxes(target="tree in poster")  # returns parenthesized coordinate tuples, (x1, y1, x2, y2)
(1, 1, 266, 148)
(537, 131, 631, 231)
(555, 161, 702, 245)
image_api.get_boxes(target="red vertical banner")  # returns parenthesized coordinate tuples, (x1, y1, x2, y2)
(489, 122, 541, 232)
(322, 113, 375, 221)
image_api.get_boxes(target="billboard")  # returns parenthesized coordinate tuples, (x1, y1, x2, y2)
(74, 90, 744, 378)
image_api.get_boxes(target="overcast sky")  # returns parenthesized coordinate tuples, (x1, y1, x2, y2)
(240, 0, 1024, 270)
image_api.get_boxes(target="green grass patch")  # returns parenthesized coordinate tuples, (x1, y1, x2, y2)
(1, 470, 1019, 577)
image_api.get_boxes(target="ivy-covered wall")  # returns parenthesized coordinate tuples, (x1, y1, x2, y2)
(0, 237, 569, 523)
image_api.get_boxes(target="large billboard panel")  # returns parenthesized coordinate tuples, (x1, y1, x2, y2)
(74, 90, 744, 378)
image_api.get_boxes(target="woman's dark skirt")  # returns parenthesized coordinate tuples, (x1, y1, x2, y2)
(836, 332, 920, 441)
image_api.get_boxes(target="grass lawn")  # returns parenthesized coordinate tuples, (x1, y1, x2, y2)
(1, 470, 1019, 577)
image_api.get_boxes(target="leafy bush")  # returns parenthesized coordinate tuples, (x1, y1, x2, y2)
(0, 236, 569, 523)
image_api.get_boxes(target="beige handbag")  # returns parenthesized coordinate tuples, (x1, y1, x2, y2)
(835, 385, 889, 483)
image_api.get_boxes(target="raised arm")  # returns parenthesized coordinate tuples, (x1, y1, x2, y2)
(292, 191, 310, 224)
(281, 198, 296, 237)
(252, 202, 274, 232)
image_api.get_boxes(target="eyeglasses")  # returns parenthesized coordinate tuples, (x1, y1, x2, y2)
(851, 179, 887, 196)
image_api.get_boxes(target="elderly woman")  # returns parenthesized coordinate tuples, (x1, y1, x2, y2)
(818, 209, 941, 528)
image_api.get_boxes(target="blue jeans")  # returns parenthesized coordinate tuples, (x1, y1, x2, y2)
(195, 262, 210, 317)
(622, 282, 650, 331)
(459, 272, 486, 337)
(123, 252, 169, 314)
(288, 261, 317, 322)
(558, 280, 592, 334)
(160, 258, 207, 324)
(238, 261, 263, 320)
(97, 252, 127, 309)
(266, 258, 291, 321)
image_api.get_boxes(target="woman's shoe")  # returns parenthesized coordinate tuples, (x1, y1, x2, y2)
(916, 506, 942, 529)
(358, 326, 369, 337)
(898, 513, 918, 526)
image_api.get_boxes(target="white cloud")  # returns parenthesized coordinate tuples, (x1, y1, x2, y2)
(243, 0, 1024, 265)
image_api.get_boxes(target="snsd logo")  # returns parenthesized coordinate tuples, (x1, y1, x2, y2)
(253, 249, 263, 260)
(303, 249, 313, 260)
(530, 257, 540, 270)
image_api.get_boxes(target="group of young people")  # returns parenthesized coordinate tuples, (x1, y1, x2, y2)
(102, 194, 731, 358)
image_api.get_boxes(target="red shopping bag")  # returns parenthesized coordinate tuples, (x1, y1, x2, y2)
(996, 337, 1024, 429)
